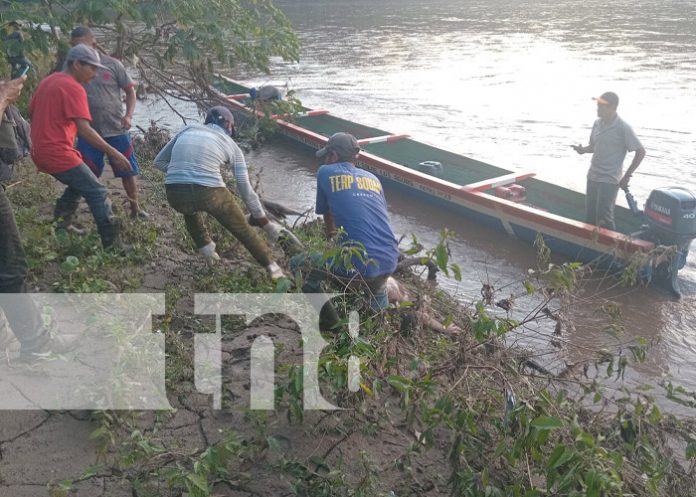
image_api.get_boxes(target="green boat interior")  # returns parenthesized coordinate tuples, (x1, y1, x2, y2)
(214, 77, 645, 236)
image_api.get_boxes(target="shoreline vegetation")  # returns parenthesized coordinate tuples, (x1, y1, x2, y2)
(3, 125, 696, 497)
(2, 2, 696, 495)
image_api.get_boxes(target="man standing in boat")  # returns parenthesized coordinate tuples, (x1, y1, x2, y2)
(572, 91, 646, 230)
(293, 132, 399, 330)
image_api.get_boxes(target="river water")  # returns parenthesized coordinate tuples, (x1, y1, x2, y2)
(137, 0, 696, 395)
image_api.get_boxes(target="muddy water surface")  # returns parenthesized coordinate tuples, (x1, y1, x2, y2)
(136, 0, 696, 396)
(244, 0, 696, 394)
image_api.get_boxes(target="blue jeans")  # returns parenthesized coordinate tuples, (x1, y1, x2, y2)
(290, 253, 391, 332)
(0, 186, 46, 345)
(52, 162, 114, 230)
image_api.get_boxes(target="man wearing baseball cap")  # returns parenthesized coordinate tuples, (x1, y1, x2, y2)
(153, 105, 285, 280)
(293, 132, 399, 330)
(70, 27, 148, 219)
(30, 43, 132, 248)
(571, 91, 646, 230)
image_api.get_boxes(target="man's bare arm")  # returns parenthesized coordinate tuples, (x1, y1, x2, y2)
(323, 210, 336, 238)
(121, 85, 136, 130)
(0, 77, 26, 115)
(620, 147, 646, 189)
(75, 118, 131, 173)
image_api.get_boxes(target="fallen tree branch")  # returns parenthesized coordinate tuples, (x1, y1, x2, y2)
(396, 256, 438, 281)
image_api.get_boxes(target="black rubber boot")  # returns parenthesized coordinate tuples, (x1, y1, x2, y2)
(53, 199, 79, 229)
(399, 310, 417, 336)
(98, 222, 121, 250)
(318, 301, 341, 333)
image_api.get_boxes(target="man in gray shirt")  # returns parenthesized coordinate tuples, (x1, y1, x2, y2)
(572, 91, 646, 230)
(70, 27, 148, 219)
(154, 106, 285, 279)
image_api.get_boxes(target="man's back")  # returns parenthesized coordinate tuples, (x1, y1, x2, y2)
(29, 72, 90, 172)
(316, 162, 398, 277)
(164, 124, 237, 187)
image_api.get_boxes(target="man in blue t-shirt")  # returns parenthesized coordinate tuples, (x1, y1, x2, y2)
(293, 132, 399, 330)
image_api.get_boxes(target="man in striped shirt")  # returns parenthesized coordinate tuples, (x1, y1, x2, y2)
(154, 106, 283, 279)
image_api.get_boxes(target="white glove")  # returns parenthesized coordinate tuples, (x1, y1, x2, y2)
(262, 221, 283, 241)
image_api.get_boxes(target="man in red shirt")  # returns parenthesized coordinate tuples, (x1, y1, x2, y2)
(30, 44, 131, 248)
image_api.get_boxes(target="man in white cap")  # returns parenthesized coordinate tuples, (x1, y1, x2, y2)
(572, 91, 646, 230)
(30, 44, 132, 248)
(154, 105, 284, 279)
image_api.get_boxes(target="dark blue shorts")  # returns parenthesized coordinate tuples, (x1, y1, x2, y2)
(77, 134, 140, 178)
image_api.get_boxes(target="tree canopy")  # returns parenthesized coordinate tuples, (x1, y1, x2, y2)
(0, 0, 301, 110)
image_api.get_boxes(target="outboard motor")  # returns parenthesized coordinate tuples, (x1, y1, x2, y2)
(642, 187, 696, 296)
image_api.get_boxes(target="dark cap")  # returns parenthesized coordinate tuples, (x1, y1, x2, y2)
(70, 26, 94, 39)
(593, 91, 619, 107)
(205, 106, 235, 125)
(66, 44, 107, 69)
(254, 85, 283, 101)
(315, 132, 360, 161)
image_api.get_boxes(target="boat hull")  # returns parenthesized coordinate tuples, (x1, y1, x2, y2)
(213, 77, 685, 295)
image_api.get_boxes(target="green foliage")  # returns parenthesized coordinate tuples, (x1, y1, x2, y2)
(8, 167, 157, 293)
(404, 228, 462, 281)
(534, 232, 551, 269)
(276, 363, 304, 422)
(3, 0, 300, 70)
(239, 89, 306, 146)
(2, 0, 301, 110)
(163, 431, 246, 497)
(197, 267, 275, 294)
(619, 245, 677, 288)
(10, 163, 696, 496)
(279, 451, 383, 497)
(471, 302, 518, 342)
(12, 210, 153, 292)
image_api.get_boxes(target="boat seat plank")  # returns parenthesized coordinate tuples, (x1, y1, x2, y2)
(273, 110, 330, 119)
(462, 172, 536, 192)
(357, 134, 410, 146)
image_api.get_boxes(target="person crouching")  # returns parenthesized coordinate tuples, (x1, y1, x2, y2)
(154, 106, 283, 279)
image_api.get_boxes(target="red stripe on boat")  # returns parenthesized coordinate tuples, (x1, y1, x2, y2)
(645, 208, 673, 226)
(357, 134, 410, 145)
(217, 75, 654, 255)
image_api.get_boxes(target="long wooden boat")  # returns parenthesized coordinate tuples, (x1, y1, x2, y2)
(213, 77, 696, 296)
